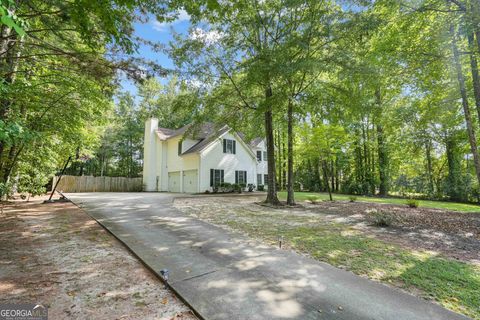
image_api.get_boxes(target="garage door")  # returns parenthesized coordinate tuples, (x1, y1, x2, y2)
(183, 170, 198, 193)
(168, 171, 181, 192)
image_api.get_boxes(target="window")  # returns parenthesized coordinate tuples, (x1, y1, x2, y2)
(178, 140, 182, 155)
(223, 139, 236, 154)
(256, 150, 262, 161)
(257, 174, 262, 185)
(210, 169, 224, 187)
(264, 174, 268, 185)
(263, 151, 267, 161)
(235, 170, 247, 184)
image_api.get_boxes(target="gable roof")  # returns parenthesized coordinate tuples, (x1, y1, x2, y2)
(156, 122, 261, 157)
(249, 137, 263, 148)
(182, 125, 230, 155)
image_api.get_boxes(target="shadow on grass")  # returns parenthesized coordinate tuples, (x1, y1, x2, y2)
(261, 225, 480, 319)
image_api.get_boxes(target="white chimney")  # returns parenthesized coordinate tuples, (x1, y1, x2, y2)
(143, 118, 158, 191)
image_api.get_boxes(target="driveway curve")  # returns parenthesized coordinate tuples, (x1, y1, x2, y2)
(67, 192, 469, 320)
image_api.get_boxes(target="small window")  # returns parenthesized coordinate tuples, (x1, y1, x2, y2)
(210, 169, 224, 187)
(264, 174, 268, 185)
(256, 150, 262, 161)
(257, 174, 262, 185)
(235, 170, 247, 184)
(178, 140, 182, 155)
(223, 139, 236, 154)
(263, 151, 267, 161)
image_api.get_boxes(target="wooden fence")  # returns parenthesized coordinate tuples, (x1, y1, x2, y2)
(52, 175, 143, 193)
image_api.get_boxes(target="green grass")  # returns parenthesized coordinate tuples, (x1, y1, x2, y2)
(278, 191, 480, 213)
(187, 205, 480, 319)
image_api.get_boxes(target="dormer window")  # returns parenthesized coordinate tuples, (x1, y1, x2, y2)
(256, 150, 262, 161)
(223, 139, 236, 154)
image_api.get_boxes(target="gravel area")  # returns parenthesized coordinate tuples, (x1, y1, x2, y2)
(0, 196, 196, 320)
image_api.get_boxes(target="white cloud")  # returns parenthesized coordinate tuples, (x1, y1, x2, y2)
(151, 9, 190, 32)
(190, 28, 223, 45)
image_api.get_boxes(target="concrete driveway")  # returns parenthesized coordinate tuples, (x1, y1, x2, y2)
(67, 192, 469, 320)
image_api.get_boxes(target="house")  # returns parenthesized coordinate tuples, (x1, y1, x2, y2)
(143, 118, 268, 193)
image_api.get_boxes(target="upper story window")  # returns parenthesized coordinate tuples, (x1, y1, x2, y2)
(256, 151, 262, 161)
(223, 139, 236, 154)
(263, 151, 267, 161)
(178, 140, 182, 155)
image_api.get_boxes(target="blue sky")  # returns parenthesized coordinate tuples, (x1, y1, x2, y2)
(120, 11, 191, 96)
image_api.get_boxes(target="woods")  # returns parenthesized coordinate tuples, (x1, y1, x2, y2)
(1, 0, 480, 204)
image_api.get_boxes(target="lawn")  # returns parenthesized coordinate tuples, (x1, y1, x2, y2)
(175, 197, 480, 319)
(278, 191, 480, 213)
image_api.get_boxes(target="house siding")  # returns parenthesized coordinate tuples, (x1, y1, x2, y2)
(144, 118, 264, 193)
(199, 132, 256, 192)
(253, 140, 268, 186)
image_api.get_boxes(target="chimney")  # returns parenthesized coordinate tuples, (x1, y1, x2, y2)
(143, 118, 158, 191)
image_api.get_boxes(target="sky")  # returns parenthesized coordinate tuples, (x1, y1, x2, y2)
(120, 10, 191, 96)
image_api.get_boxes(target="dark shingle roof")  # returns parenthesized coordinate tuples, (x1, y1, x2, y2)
(156, 122, 262, 156)
(249, 137, 263, 148)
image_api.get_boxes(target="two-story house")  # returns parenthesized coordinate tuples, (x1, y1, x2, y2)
(143, 118, 268, 193)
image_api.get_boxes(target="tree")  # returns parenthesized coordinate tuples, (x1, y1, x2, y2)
(0, 0, 168, 192)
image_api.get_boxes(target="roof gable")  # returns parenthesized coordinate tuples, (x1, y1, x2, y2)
(155, 122, 259, 158)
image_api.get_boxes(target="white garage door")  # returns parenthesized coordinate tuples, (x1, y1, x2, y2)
(183, 170, 198, 193)
(168, 171, 181, 192)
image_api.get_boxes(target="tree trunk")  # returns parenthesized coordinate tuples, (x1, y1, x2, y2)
(468, 32, 480, 123)
(335, 158, 340, 191)
(377, 124, 388, 196)
(445, 136, 464, 201)
(331, 159, 335, 192)
(282, 131, 286, 190)
(264, 86, 280, 205)
(451, 24, 480, 186)
(425, 138, 434, 195)
(276, 129, 282, 190)
(375, 89, 389, 196)
(322, 160, 333, 201)
(286, 99, 295, 205)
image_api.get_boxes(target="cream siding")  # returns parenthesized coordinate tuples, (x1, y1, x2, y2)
(144, 118, 263, 193)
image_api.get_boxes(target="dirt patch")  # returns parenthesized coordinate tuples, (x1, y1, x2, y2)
(304, 201, 480, 264)
(0, 196, 196, 320)
(173, 195, 480, 264)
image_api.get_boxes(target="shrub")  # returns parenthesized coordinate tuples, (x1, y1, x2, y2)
(0, 181, 14, 201)
(306, 195, 320, 204)
(219, 182, 233, 193)
(247, 184, 255, 192)
(367, 209, 393, 227)
(349, 196, 357, 202)
(406, 198, 419, 208)
(257, 184, 265, 191)
(232, 183, 242, 193)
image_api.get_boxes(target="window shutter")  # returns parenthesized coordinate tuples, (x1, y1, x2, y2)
(233, 140, 236, 154)
(235, 171, 238, 184)
(223, 139, 226, 153)
(245, 171, 247, 183)
(220, 170, 224, 183)
(210, 169, 214, 187)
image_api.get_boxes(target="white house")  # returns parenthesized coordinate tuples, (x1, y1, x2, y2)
(143, 118, 268, 193)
